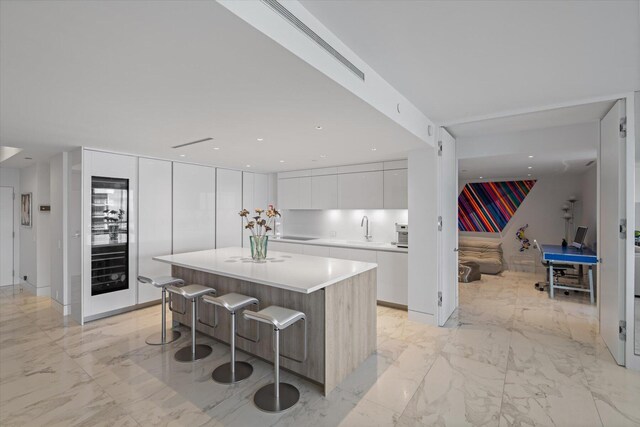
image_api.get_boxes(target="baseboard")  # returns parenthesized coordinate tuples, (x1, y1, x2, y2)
(408, 310, 436, 325)
(377, 300, 408, 311)
(51, 299, 70, 316)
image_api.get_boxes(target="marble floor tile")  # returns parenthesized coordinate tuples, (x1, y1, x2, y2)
(1, 271, 634, 427)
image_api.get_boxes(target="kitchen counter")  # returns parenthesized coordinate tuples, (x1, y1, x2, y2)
(155, 247, 377, 394)
(154, 247, 376, 294)
(272, 236, 408, 253)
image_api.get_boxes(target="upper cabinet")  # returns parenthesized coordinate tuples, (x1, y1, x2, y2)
(278, 176, 311, 210)
(338, 171, 383, 209)
(311, 175, 338, 209)
(384, 169, 408, 209)
(172, 162, 215, 253)
(277, 160, 407, 210)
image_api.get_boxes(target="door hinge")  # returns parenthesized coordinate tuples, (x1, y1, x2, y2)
(437, 140, 443, 156)
(437, 215, 443, 231)
(12, 231, 15, 238)
(619, 219, 627, 239)
(619, 320, 626, 341)
(619, 117, 627, 138)
(438, 291, 443, 307)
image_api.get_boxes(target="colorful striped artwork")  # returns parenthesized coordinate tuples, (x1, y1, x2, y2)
(458, 180, 536, 232)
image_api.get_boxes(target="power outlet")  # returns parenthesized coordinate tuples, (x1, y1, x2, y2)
(23, 275, 27, 281)
(329, 231, 337, 238)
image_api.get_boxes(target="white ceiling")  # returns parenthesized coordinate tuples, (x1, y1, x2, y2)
(0, 1, 423, 171)
(301, 0, 640, 124)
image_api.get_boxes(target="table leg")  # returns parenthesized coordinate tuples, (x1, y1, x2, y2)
(549, 262, 554, 299)
(588, 266, 594, 304)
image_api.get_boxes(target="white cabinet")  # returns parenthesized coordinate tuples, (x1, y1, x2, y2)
(311, 175, 337, 209)
(138, 158, 172, 304)
(377, 251, 408, 306)
(303, 245, 331, 257)
(173, 162, 215, 253)
(269, 241, 305, 254)
(329, 247, 377, 263)
(216, 169, 242, 248)
(278, 177, 311, 210)
(338, 171, 384, 209)
(243, 172, 271, 247)
(384, 169, 408, 209)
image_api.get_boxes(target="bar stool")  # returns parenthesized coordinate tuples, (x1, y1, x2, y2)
(202, 293, 259, 384)
(137, 275, 184, 345)
(165, 284, 216, 362)
(244, 306, 307, 413)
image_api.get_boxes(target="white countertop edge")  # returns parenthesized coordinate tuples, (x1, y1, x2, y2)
(272, 237, 408, 253)
(153, 256, 378, 294)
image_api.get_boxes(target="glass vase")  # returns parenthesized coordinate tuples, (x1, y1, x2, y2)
(250, 235, 268, 261)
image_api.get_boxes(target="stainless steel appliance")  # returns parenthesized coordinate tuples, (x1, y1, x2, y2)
(395, 223, 408, 248)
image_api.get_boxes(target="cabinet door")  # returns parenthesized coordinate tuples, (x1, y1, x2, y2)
(377, 251, 408, 306)
(242, 172, 254, 248)
(303, 245, 331, 257)
(329, 247, 377, 262)
(311, 175, 338, 209)
(216, 169, 242, 248)
(138, 158, 172, 304)
(338, 171, 383, 209)
(278, 178, 297, 209)
(278, 177, 311, 209)
(384, 169, 408, 209)
(173, 163, 215, 253)
(269, 242, 305, 254)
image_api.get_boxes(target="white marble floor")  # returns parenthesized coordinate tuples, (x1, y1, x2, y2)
(1, 272, 640, 426)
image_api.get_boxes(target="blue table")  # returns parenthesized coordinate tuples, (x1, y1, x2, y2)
(541, 244, 598, 303)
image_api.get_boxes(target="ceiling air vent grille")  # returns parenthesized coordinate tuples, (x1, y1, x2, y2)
(262, 0, 365, 81)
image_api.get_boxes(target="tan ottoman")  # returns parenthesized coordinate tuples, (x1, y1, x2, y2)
(459, 261, 481, 283)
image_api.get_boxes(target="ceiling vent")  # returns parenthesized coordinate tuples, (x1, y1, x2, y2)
(172, 138, 213, 149)
(262, 0, 365, 81)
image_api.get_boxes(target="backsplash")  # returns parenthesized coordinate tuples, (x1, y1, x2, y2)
(279, 209, 408, 243)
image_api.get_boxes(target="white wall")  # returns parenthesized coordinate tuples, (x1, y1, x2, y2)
(459, 170, 597, 272)
(36, 162, 51, 293)
(49, 153, 67, 306)
(19, 164, 38, 291)
(0, 167, 20, 286)
(280, 209, 407, 243)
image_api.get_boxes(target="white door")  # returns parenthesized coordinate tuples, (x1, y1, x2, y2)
(599, 99, 626, 365)
(0, 187, 14, 286)
(437, 128, 458, 326)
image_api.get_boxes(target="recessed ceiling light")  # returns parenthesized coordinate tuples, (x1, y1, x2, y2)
(319, 154, 327, 158)
(246, 164, 251, 168)
(371, 148, 377, 151)
(179, 154, 186, 157)
(528, 173, 532, 176)
(528, 166, 533, 169)
(257, 138, 264, 142)
(279, 160, 285, 163)
(528, 155, 534, 158)
(479, 176, 483, 179)
(213, 147, 220, 150)
(315, 125, 323, 130)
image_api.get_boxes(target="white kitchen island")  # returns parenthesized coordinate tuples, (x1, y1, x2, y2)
(154, 247, 377, 395)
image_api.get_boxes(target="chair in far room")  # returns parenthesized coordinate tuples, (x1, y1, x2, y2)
(533, 240, 574, 293)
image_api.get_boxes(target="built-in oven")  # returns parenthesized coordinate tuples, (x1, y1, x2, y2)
(91, 176, 129, 296)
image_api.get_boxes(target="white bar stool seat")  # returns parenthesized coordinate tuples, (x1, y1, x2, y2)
(137, 275, 184, 345)
(244, 305, 307, 413)
(202, 292, 259, 384)
(165, 284, 216, 362)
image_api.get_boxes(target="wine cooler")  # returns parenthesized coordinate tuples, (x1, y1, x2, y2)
(91, 176, 129, 296)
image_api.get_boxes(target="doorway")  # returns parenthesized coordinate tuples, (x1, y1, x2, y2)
(0, 186, 15, 287)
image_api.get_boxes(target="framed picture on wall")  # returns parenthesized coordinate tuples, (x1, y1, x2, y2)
(21, 193, 32, 227)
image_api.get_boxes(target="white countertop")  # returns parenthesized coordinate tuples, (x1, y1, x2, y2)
(153, 247, 377, 294)
(272, 237, 408, 253)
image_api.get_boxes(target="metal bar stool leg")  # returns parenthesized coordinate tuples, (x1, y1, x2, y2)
(146, 288, 181, 345)
(254, 327, 300, 412)
(212, 311, 253, 383)
(174, 297, 213, 362)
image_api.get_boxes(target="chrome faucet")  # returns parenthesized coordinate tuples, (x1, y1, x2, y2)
(361, 216, 372, 241)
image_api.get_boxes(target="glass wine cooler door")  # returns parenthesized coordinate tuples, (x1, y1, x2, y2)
(91, 176, 129, 296)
